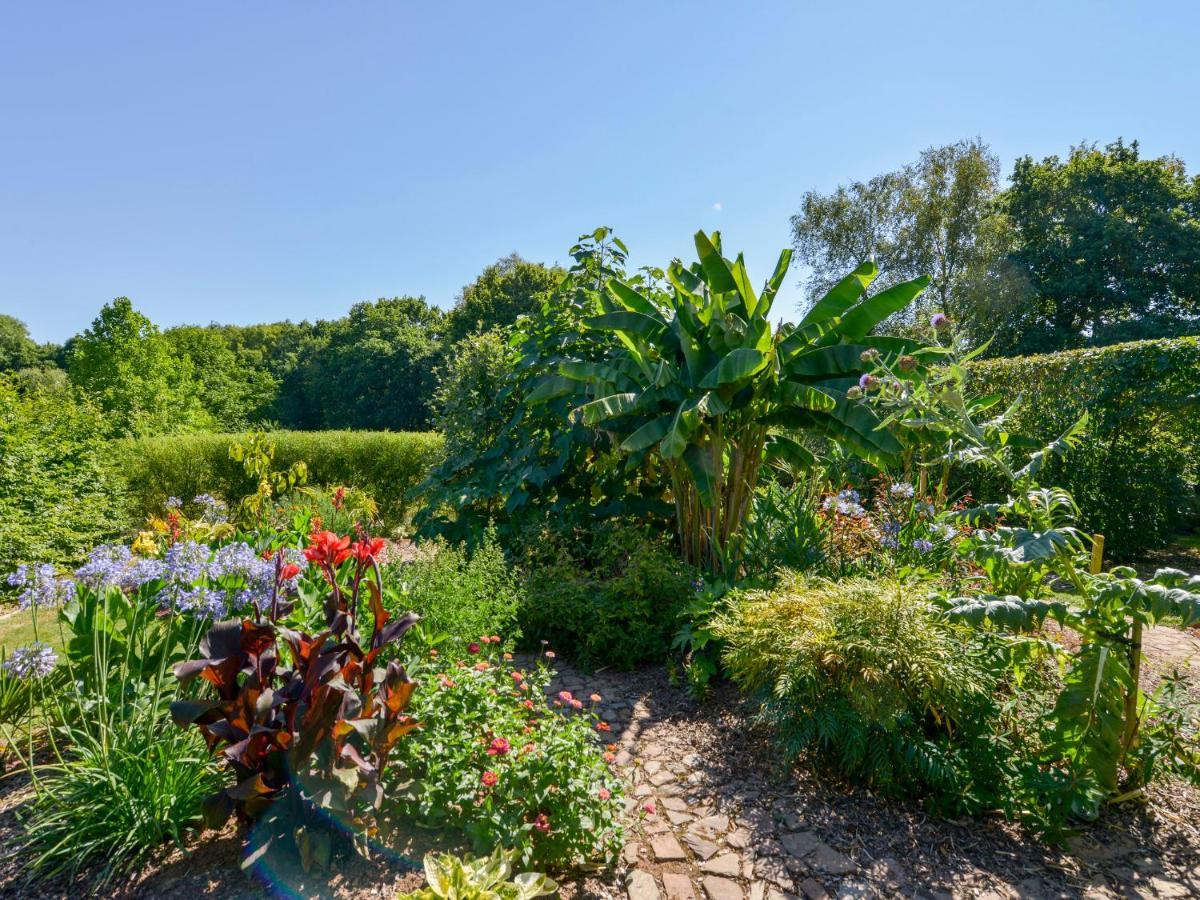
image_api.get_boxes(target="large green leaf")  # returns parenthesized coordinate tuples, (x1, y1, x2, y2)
(694, 231, 739, 294)
(526, 375, 581, 404)
(573, 392, 640, 425)
(683, 443, 717, 504)
(731, 254, 760, 319)
(763, 434, 815, 469)
(699, 347, 769, 389)
(606, 278, 659, 317)
(837, 274, 930, 340)
(661, 398, 704, 459)
(619, 415, 673, 452)
(799, 261, 877, 326)
(786, 344, 869, 378)
(759, 248, 793, 313)
(778, 381, 837, 411)
(583, 311, 667, 341)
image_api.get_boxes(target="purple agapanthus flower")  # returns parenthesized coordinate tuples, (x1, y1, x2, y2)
(914, 539, 934, 553)
(3, 642, 57, 679)
(7, 564, 75, 610)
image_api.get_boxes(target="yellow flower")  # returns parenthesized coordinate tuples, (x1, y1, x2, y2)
(131, 531, 159, 556)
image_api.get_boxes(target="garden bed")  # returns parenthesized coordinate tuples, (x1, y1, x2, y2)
(4, 643, 1199, 899)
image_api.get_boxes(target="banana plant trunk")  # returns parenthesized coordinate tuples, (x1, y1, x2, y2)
(669, 425, 767, 574)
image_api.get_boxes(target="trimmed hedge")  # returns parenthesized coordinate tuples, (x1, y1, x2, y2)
(967, 337, 1200, 555)
(117, 430, 444, 529)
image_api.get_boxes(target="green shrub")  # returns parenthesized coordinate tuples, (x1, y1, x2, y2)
(387, 528, 521, 646)
(390, 642, 623, 870)
(713, 574, 1035, 815)
(0, 378, 126, 573)
(518, 523, 695, 671)
(966, 337, 1200, 554)
(116, 430, 443, 531)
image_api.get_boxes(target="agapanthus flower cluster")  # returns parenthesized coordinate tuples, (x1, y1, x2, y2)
(889, 481, 915, 499)
(823, 488, 867, 518)
(165, 496, 183, 509)
(75, 543, 165, 592)
(193, 493, 229, 524)
(6, 564, 76, 610)
(2, 642, 57, 680)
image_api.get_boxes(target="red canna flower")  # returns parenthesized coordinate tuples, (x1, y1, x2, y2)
(349, 537, 386, 563)
(279, 563, 301, 582)
(595, 721, 611, 732)
(304, 531, 351, 568)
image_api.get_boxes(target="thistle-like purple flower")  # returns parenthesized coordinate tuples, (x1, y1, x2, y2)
(931, 312, 950, 329)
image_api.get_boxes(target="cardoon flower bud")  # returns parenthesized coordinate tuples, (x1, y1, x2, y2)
(931, 312, 950, 329)
(859, 348, 880, 364)
(898, 355, 916, 371)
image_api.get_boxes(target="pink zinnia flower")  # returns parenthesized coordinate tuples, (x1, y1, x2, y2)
(643, 801, 656, 815)
(467, 642, 481, 654)
(590, 693, 602, 703)
(481, 770, 499, 787)
(534, 813, 551, 833)
(487, 737, 511, 756)
(558, 690, 573, 703)
(570, 699, 583, 710)
(598, 788, 611, 800)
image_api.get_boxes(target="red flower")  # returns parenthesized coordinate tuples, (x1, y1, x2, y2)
(534, 813, 551, 833)
(643, 801, 656, 815)
(474, 661, 490, 671)
(595, 721, 611, 732)
(304, 531, 351, 567)
(598, 788, 611, 801)
(487, 737, 511, 756)
(349, 537, 386, 563)
(604, 752, 616, 763)
(522, 699, 535, 710)
(481, 770, 499, 787)
(279, 563, 301, 582)
(467, 642, 481, 654)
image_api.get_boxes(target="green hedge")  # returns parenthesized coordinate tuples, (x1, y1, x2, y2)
(117, 430, 444, 529)
(967, 337, 1200, 555)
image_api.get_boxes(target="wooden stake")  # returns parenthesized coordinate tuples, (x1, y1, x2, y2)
(1089, 533, 1105, 575)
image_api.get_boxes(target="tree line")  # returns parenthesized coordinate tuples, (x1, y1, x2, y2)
(3, 137, 1197, 435)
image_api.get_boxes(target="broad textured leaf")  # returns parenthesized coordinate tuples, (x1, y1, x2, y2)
(799, 261, 877, 326)
(699, 347, 768, 388)
(838, 275, 931, 339)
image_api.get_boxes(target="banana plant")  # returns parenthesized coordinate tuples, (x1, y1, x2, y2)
(534, 230, 931, 572)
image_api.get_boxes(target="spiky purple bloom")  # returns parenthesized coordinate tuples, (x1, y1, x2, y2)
(7, 564, 75, 609)
(3, 642, 57, 679)
(931, 313, 949, 329)
(165, 496, 182, 509)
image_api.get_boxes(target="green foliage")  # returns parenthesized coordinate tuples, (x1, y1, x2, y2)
(1001, 139, 1200, 354)
(790, 138, 1014, 344)
(21, 713, 221, 886)
(117, 430, 443, 532)
(0, 377, 125, 573)
(163, 325, 280, 428)
(714, 574, 1032, 815)
(227, 430, 308, 528)
(391, 643, 623, 870)
(406, 848, 556, 900)
(966, 337, 1200, 553)
(446, 254, 561, 344)
(386, 528, 521, 645)
(418, 229, 673, 543)
(557, 229, 929, 572)
(0, 314, 55, 372)
(66, 298, 210, 436)
(517, 522, 695, 671)
(294, 296, 446, 431)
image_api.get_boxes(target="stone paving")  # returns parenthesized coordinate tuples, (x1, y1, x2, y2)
(538, 658, 1200, 900)
(541, 663, 881, 900)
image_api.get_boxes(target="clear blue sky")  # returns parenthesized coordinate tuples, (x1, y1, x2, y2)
(2, 1, 1197, 344)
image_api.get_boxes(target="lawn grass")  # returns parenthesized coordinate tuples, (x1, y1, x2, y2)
(0, 608, 66, 655)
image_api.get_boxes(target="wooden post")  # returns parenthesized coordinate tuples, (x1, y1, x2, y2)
(918, 469, 928, 499)
(1089, 534, 1105, 575)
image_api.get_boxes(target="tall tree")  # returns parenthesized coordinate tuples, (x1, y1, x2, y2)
(1000, 139, 1200, 353)
(164, 325, 280, 428)
(0, 315, 53, 371)
(297, 296, 445, 431)
(790, 138, 1012, 341)
(445, 254, 561, 344)
(66, 298, 208, 435)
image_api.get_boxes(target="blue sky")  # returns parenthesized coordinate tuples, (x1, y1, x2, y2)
(2, 1, 1197, 343)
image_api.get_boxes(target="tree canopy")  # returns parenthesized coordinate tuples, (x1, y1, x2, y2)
(445, 254, 561, 344)
(1000, 139, 1200, 354)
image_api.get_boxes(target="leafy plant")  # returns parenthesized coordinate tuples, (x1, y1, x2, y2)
(228, 430, 308, 529)
(385, 527, 521, 646)
(390, 640, 623, 870)
(713, 574, 1034, 815)
(170, 534, 419, 869)
(552, 230, 931, 573)
(405, 847, 556, 900)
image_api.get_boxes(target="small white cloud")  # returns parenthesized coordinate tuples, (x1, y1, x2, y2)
(712, 202, 723, 211)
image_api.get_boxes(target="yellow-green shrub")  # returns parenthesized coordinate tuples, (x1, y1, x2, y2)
(116, 430, 443, 529)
